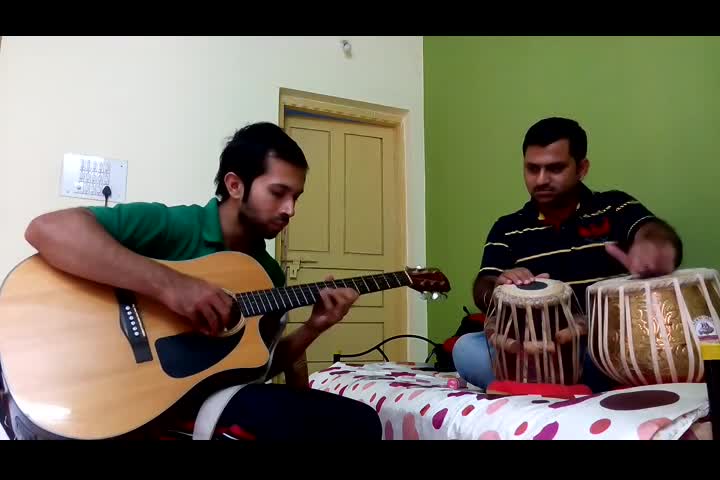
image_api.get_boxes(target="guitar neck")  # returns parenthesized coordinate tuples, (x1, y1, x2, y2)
(233, 271, 411, 317)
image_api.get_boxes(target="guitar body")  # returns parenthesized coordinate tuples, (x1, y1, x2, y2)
(0, 251, 279, 440)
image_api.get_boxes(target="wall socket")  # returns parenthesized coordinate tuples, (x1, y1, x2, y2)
(60, 153, 128, 203)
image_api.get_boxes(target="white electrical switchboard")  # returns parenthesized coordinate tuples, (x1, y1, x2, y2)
(60, 153, 128, 203)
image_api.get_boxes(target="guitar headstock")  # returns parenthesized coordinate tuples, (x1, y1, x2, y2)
(406, 266, 451, 301)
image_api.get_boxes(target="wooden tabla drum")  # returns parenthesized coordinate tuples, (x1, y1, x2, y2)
(587, 268, 720, 386)
(485, 279, 587, 385)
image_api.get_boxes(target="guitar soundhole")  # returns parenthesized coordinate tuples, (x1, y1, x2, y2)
(155, 330, 244, 379)
(225, 310, 241, 333)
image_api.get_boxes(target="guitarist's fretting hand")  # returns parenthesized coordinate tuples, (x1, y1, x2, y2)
(305, 275, 360, 334)
(161, 273, 234, 336)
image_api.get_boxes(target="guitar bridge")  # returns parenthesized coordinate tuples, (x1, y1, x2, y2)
(115, 289, 153, 364)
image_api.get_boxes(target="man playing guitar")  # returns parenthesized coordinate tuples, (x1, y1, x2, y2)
(6, 122, 380, 440)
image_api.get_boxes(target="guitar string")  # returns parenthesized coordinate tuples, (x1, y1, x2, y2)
(235, 272, 415, 317)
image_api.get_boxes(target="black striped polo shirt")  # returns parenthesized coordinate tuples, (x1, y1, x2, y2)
(478, 183, 657, 303)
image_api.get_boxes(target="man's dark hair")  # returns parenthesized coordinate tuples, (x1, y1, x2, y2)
(214, 122, 308, 202)
(522, 117, 587, 163)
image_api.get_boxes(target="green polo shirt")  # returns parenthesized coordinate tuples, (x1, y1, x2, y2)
(87, 198, 285, 288)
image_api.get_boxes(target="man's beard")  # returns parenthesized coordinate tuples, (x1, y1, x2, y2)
(237, 202, 287, 240)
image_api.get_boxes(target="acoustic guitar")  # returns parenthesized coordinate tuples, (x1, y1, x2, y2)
(0, 251, 450, 440)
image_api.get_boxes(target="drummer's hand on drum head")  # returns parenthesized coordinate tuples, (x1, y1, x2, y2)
(496, 268, 549, 286)
(605, 240, 675, 278)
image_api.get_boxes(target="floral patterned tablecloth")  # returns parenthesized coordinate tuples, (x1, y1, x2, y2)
(309, 361, 711, 440)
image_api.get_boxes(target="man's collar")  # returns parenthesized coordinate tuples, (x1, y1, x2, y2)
(522, 183, 596, 221)
(202, 197, 225, 245)
(575, 182, 596, 213)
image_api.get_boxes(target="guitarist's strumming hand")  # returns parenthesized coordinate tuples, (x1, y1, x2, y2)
(305, 275, 360, 334)
(161, 273, 234, 337)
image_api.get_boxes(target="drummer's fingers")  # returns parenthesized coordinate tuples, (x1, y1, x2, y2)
(502, 272, 516, 284)
(660, 245, 677, 273)
(631, 256, 653, 277)
(500, 271, 520, 284)
(519, 268, 536, 284)
(649, 245, 675, 276)
(508, 270, 528, 285)
(536, 273, 550, 279)
(605, 243, 631, 270)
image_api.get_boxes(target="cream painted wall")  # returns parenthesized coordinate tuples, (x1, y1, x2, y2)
(0, 36, 428, 360)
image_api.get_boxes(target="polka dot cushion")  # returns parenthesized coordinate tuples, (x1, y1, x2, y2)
(309, 362, 711, 440)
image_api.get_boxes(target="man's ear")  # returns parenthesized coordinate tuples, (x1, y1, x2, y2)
(577, 158, 590, 181)
(224, 172, 244, 200)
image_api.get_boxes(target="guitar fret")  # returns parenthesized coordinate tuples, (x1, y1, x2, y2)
(290, 286, 302, 306)
(253, 293, 263, 315)
(267, 290, 276, 311)
(371, 276, 380, 290)
(253, 292, 262, 314)
(298, 286, 309, 304)
(267, 290, 277, 310)
(281, 289, 295, 309)
(272, 290, 283, 310)
(238, 295, 251, 317)
(274, 289, 287, 310)
(379, 275, 391, 290)
(261, 291, 274, 312)
(306, 285, 318, 302)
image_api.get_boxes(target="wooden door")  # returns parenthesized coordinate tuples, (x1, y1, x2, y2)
(279, 114, 406, 373)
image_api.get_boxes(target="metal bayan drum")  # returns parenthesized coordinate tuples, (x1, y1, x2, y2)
(587, 268, 720, 386)
(485, 279, 587, 385)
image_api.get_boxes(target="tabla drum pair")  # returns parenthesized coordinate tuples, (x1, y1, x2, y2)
(484, 268, 720, 387)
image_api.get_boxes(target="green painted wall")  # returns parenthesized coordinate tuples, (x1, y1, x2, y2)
(424, 36, 720, 343)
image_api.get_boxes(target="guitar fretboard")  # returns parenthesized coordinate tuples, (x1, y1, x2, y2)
(234, 271, 411, 317)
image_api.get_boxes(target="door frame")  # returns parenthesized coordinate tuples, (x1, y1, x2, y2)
(276, 88, 410, 361)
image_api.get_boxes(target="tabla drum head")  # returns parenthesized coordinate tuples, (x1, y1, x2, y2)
(587, 268, 720, 294)
(494, 278, 572, 307)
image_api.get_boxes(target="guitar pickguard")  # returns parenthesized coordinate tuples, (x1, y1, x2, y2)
(154, 330, 244, 379)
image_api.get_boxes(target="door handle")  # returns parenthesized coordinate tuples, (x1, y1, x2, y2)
(285, 258, 318, 280)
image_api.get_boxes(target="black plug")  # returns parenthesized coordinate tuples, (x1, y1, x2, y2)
(102, 185, 112, 207)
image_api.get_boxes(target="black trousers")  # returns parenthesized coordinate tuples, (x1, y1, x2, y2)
(162, 383, 383, 441)
(218, 384, 382, 440)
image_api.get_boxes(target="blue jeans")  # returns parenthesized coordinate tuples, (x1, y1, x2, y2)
(452, 332, 614, 393)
